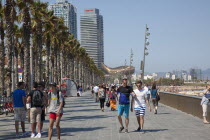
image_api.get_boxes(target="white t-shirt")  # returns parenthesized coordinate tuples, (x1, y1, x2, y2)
(144, 86, 149, 92)
(93, 86, 99, 93)
(133, 89, 147, 109)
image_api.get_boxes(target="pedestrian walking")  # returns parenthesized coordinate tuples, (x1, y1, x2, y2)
(144, 83, 151, 101)
(78, 86, 83, 96)
(131, 80, 151, 132)
(91, 84, 94, 97)
(109, 86, 117, 111)
(98, 85, 106, 112)
(116, 76, 136, 133)
(27, 82, 44, 138)
(38, 82, 47, 133)
(201, 85, 210, 124)
(150, 83, 159, 114)
(93, 85, 99, 102)
(48, 82, 64, 140)
(12, 82, 28, 138)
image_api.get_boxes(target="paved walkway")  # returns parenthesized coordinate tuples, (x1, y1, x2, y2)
(0, 91, 210, 140)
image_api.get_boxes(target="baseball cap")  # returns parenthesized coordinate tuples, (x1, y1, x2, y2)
(122, 76, 128, 80)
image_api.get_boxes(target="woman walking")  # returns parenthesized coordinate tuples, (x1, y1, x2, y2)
(109, 86, 117, 111)
(150, 83, 159, 114)
(201, 86, 210, 124)
(98, 85, 106, 112)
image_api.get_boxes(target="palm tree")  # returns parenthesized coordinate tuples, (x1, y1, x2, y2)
(17, 0, 32, 92)
(30, 1, 48, 82)
(5, 0, 16, 96)
(0, 0, 5, 94)
(14, 25, 22, 86)
(43, 10, 55, 86)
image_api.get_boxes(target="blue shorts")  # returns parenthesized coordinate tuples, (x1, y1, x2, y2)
(118, 104, 130, 117)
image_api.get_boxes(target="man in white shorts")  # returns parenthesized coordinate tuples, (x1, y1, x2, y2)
(131, 80, 151, 133)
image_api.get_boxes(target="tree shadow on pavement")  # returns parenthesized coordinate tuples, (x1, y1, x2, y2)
(63, 115, 111, 121)
(156, 113, 171, 115)
(65, 108, 100, 113)
(60, 126, 105, 134)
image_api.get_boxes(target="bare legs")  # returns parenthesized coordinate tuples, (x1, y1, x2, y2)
(56, 116, 61, 140)
(118, 115, 129, 129)
(140, 116, 144, 129)
(15, 121, 26, 135)
(48, 117, 61, 140)
(202, 104, 209, 123)
(15, 121, 19, 135)
(136, 116, 140, 128)
(118, 115, 123, 127)
(136, 116, 144, 129)
(21, 121, 26, 133)
(48, 119, 54, 140)
(125, 117, 129, 129)
(152, 99, 158, 114)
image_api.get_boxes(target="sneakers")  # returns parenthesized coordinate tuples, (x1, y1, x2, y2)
(22, 132, 29, 137)
(35, 133, 41, 138)
(15, 134, 20, 138)
(125, 129, 128, 133)
(31, 133, 36, 138)
(137, 127, 141, 131)
(140, 129, 145, 133)
(119, 126, 124, 133)
(154, 110, 157, 114)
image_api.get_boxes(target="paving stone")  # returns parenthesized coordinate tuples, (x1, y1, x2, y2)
(0, 91, 210, 140)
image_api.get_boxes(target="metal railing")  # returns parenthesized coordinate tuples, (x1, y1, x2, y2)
(159, 91, 210, 121)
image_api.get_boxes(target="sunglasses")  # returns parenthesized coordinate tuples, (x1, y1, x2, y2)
(136, 84, 142, 87)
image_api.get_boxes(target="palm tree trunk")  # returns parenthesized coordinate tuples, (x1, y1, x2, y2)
(46, 36, 50, 86)
(5, 0, 14, 96)
(15, 55, 18, 84)
(20, 49, 24, 81)
(70, 57, 74, 80)
(33, 41, 38, 81)
(0, 17, 5, 94)
(57, 50, 61, 84)
(53, 47, 58, 83)
(37, 22, 42, 82)
(23, 5, 31, 93)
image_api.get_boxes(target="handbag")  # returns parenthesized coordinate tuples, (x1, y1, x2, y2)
(156, 94, 160, 101)
(106, 100, 110, 107)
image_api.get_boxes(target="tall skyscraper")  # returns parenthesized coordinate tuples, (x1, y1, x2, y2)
(49, 0, 77, 38)
(80, 9, 104, 69)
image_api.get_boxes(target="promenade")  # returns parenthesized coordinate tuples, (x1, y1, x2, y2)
(0, 91, 210, 140)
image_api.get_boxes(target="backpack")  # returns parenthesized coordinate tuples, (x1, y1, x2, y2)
(99, 90, 105, 98)
(32, 90, 42, 106)
(50, 91, 65, 107)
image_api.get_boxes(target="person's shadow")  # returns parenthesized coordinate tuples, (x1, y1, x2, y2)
(131, 129, 168, 133)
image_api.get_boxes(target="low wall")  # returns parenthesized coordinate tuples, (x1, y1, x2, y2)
(159, 91, 210, 121)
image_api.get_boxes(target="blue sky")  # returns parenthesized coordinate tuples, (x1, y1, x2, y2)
(43, 0, 210, 73)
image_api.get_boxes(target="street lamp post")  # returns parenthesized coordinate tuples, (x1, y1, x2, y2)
(141, 24, 150, 82)
(129, 49, 134, 84)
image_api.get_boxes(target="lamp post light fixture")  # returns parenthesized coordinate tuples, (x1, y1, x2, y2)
(141, 24, 150, 81)
(129, 48, 134, 84)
